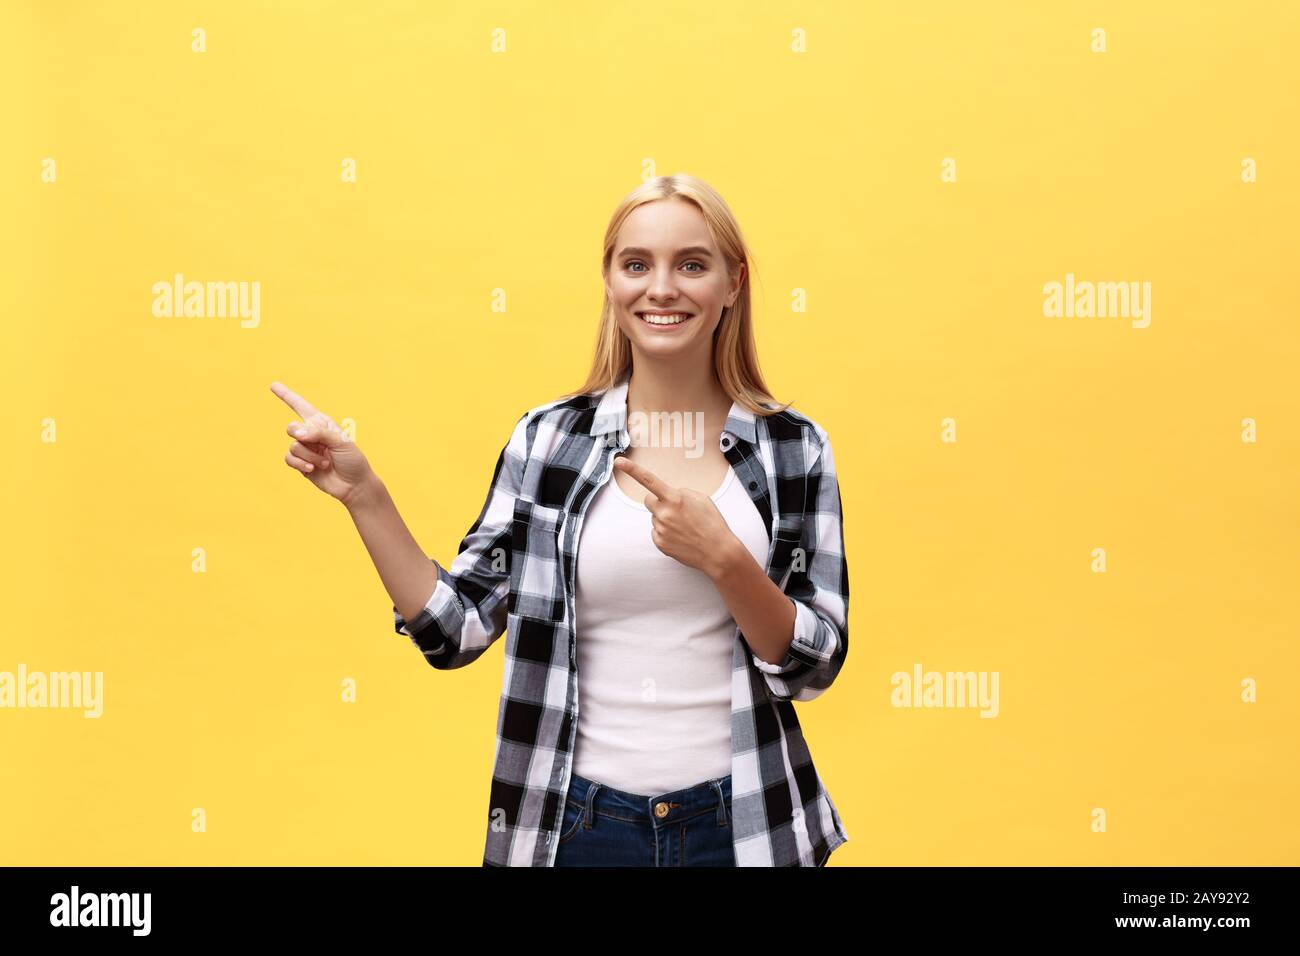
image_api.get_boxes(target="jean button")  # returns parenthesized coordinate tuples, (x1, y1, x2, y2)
(653, 801, 670, 819)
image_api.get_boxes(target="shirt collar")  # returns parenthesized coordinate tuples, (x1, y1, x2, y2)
(588, 368, 758, 448)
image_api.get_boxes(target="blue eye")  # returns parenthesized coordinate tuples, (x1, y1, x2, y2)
(624, 260, 705, 273)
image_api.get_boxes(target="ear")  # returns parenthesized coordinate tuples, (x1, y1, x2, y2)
(600, 264, 613, 302)
(727, 260, 746, 306)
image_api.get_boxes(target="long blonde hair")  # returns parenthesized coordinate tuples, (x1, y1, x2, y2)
(559, 174, 791, 416)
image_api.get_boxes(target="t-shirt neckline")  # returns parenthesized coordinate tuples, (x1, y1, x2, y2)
(608, 462, 735, 512)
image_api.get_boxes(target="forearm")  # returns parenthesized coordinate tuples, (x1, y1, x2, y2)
(344, 472, 441, 625)
(708, 536, 796, 666)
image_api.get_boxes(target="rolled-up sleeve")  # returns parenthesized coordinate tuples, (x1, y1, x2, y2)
(753, 429, 849, 702)
(394, 411, 530, 670)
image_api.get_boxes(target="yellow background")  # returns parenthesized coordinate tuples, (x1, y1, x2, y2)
(2, 0, 1296, 865)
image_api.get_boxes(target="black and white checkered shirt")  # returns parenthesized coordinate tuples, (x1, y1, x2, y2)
(394, 369, 850, 866)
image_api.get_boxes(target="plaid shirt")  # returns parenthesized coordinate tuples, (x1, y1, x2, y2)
(394, 369, 850, 866)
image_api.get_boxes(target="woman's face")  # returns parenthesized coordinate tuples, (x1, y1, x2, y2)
(605, 198, 743, 360)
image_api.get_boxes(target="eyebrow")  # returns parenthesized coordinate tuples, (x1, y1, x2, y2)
(616, 245, 715, 259)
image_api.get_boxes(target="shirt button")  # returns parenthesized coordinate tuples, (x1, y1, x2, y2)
(748, 481, 758, 490)
(653, 801, 670, 819)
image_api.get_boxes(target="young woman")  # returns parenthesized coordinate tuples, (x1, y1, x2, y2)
(271, 174, 850, 867)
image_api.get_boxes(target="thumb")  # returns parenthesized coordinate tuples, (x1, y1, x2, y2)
(289, 418, 346, 449)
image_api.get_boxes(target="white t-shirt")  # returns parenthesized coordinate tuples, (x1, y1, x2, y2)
(572, 462, 771, 795)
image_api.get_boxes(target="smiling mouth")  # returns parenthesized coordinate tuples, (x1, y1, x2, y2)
(636, 311, 694, 327)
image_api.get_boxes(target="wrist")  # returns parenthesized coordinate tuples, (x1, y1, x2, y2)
(707, 533, 747, 584)
(342, 470, 386, 514)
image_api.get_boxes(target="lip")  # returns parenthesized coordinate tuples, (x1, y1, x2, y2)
(636, 310, 694, 331)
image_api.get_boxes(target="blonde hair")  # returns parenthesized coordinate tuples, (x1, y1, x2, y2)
(559, 174, 791, 416)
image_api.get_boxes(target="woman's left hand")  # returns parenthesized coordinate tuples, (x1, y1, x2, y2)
(612, 455, 739, 581)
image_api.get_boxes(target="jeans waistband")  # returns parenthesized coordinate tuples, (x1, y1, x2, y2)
(567, 771, 731, 828)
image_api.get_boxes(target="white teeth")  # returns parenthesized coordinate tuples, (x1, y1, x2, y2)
(639, 312, 690, 325)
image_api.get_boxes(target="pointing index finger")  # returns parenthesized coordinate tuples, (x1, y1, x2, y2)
(613, 456, 676, 499)
(269, 381, 320, 420)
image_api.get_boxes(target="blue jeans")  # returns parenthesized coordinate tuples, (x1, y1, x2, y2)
(554, 771, 735, 867)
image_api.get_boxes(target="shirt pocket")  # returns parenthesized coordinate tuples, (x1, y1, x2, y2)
(508, 499, 567, 622)
(770, 514, 806, 582)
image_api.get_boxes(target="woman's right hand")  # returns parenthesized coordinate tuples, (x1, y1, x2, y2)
(270, 381, 375, 508)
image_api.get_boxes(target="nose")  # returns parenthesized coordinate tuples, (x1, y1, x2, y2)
(646, 269, 682, 304)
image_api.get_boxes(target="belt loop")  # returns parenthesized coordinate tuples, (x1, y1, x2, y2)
(712, 779, 727, 826)
(583, 781, 600, 829)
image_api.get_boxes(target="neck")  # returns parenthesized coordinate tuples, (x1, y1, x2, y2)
(625, 354, 730, 423)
